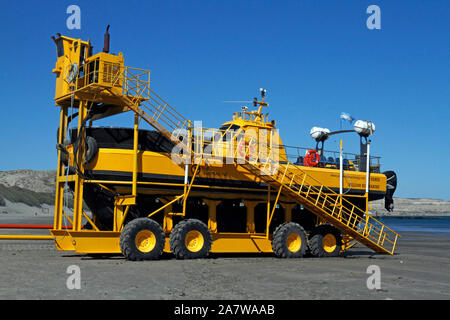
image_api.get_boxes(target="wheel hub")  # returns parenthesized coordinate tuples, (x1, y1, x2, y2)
(185, 230, 204, 252)
(322, 233, 337, 253)
(135, 230, 156, 253)
(286, 233, 301, 253)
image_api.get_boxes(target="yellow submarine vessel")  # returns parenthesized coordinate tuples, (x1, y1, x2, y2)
(49, 27, 399, 259)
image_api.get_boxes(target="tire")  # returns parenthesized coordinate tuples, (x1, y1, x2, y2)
(73, 135, 98, 165)
(119, 218, 165, 261)
(272, 222, 308, 258)
(308, 224, 342, 257)
(85, 136, 98, 164)
(169, 219, 212, 259)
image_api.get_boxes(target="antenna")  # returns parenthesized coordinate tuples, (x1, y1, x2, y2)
(254, 88, 268, 115)
(260, 88, 266, 98)
(222, 100, 253, 103)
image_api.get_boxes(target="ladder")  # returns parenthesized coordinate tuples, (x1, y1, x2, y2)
(240, 160, 399, 254)
(113, 74, 190, 149)
(78, 64, 399, 255)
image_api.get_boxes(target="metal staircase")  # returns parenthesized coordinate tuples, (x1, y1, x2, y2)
(113, 66, 190, 148)
(240, 160, 399, 254)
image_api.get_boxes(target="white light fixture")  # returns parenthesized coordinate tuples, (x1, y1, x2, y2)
(354, 120, 375, 136)
(310, 127, 330, 141)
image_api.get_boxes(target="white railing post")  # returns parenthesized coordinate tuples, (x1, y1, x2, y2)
(366, 140, 371, 193)
(339, 140, 343, 195)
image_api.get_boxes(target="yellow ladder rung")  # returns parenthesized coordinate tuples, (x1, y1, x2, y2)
(153, 104, 167, 122)
(299, 174, 306, 190)
(337, 205, 343, 219)
(315, 185, 323, 205)
(346, 211, 353, 226)
(330, 197, 339, 216)
(340, 204, 352, 221)
(289, 174, 295, 187)
(305, 185, 312, 198)
(380, 233, 387, 246)
(376, 226, 385, 245)
(321, 194, 328, 208)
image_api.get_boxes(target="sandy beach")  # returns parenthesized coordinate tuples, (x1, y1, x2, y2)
(0, 216, 448, 301)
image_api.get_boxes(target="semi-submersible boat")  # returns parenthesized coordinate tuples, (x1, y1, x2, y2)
(50, 28, 399, 259)
(70, 106, 397, 232)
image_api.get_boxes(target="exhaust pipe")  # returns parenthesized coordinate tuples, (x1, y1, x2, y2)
(103, 25, 110, 53)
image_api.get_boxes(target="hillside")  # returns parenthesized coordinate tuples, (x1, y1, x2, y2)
(0, 169, 56, 193)
(0, 170, 71, 216)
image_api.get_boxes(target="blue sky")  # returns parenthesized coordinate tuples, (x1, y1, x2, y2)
(0, 1, 448, 200)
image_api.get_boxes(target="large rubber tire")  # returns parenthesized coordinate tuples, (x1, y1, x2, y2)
(308, 224, 342, 257)
(119, 218, 165, 261)
(169, 219, 212, 259)
(73, 135, 98, 165)
(272, 222, 308, 258)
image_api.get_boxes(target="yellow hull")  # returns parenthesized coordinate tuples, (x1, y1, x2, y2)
(82, 147, 387, 201)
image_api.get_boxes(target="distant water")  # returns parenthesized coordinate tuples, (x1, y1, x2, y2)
(378, 217, 450, 234)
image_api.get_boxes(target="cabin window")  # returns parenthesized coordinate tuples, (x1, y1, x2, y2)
(218, 124, 241, 141)
(219, 124, 240, 131)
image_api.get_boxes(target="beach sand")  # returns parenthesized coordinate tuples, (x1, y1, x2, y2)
(0, 216, 448, 300)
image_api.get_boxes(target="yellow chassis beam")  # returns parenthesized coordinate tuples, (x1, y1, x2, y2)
(0, 230, 353, 255)
(50, 230, 277, 254)
(48, 230, 356, 255)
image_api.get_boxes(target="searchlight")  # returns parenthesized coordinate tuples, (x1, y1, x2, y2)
(310, 127, 330, 142)
(354, 120, 375, 137)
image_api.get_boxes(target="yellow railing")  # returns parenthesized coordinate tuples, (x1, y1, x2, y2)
(120, 67, 189, 139)
(74, 60, 123, 90)
(75, 63, 191, 147)
(233, 111, 269, 123)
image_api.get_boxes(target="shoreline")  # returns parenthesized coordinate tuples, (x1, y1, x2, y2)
(374, 215, 450, 219)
